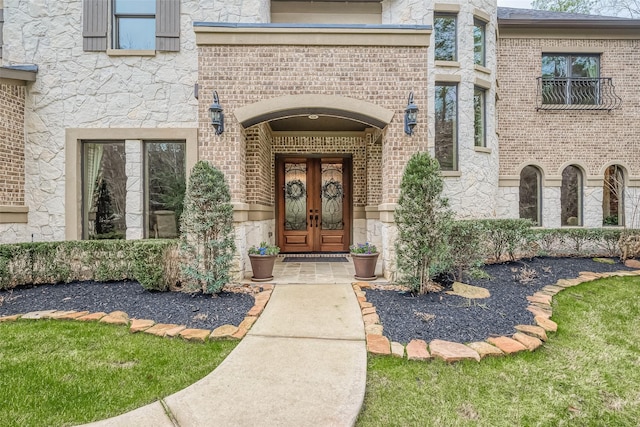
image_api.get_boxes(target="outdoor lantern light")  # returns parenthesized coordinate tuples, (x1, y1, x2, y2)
(209, 91, 224, 135)
(404, 91, 419, 136)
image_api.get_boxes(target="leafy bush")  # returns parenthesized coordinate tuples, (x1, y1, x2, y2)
(446, 220, 484, 281)
(0, 240, 178, 291)
(180, 161, 235, 294)
(395, 152, 453, 294)
(477, 219, 534, 261)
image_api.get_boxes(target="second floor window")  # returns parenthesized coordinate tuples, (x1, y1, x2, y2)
(473, 87, 486, 147)
(114, 0, 156, 50)
(473, 19, 486, 66)
(541, 54, 600, 105)
(434, 14, 456, 61)
(435, 83, 458, 171)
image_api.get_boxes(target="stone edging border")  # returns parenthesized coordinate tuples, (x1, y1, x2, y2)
(354, 266, 640, 363)
(0, 284, 274, 343)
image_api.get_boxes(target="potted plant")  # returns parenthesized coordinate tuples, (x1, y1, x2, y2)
(350, 242, 379, 280)
(248, 241, 280, 282)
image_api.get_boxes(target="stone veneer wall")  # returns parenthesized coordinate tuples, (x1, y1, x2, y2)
(0, 81, 25, 206)
(497, 38, 640, 227)
(0, 0, 270, 243)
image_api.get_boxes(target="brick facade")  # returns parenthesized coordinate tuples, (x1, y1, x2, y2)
(197, 44, 428, 205)
(0, 82, 25, 206)
(497, 38, 640, 179)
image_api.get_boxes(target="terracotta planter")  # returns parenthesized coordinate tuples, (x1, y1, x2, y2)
(351, 252, 379, 280)
(249, 254, 277, 282)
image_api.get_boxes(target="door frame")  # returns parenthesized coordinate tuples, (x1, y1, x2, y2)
(275, 154, 352, 253)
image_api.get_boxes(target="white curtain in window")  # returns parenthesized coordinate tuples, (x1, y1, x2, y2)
(84, 144, 104, 236)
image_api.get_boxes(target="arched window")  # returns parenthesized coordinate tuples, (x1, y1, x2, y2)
(561, 165, 583, 226)
(519, 165, 542, 225)
(603, 165, 624, 226)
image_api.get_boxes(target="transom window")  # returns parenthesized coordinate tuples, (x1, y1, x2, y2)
(541, 54, 600, 105)
(473, 19, 486, 66)
(113, 0, 156, 50)
(434, 14, 457, 61)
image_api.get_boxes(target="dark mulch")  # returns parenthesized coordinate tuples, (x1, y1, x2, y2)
(0, 281, 254, 330)
(367, 257, 636, 345)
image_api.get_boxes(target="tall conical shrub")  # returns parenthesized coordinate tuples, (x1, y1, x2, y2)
(180, 161, 235, 294)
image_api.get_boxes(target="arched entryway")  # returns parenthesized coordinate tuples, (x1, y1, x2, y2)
(235, 95, 393, 254)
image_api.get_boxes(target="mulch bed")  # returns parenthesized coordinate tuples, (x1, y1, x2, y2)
(366, 257, 635, 344)
(0, 281, 254, 330)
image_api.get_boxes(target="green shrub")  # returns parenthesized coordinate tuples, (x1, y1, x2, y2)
(477, 219, 534, 261)
(180, 161, 235, 294)
(395, 152, 453, 294)
(446, 220, 484, 281)
(0, 240, 178, 291)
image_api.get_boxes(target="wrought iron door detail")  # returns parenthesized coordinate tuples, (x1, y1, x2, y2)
(321, 162, 344, 230)
(284, 163, 307, 231)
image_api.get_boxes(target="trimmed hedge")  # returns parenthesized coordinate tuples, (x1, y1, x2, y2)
(0, 239, 179, 291)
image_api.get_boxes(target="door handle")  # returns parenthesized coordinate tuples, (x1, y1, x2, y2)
(314, 214, 319, 228)
(309, 214, 314, 228)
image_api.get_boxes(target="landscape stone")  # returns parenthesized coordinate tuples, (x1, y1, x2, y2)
(21, 310, 57, 320)
(359, 300, 373, 309)
(527, 305, 552, 319)
(180, 328, 212, 342)
(555, 278, 581, 288)
(514, 324, 548, 341)
(366, 334, 390, 355)
(247, 305, 264, 316)
(145, 323, 182, 337)
(406, 339, 431, 361)
(534, 316, 558, 332)
(0, 314, 21, 322)
(260, 284, 274, 291)
(487, 336, 527, 354)
(238, 316, 257, 331)
(363, 312, 380, 326)
(56, 310, 90, 320)
(352, 284, 361, 292)
(429, 339, 480, 363)
(130, 319, 155, 333)
(527, 294, 552, 305)
(365, 324, 384, 335)
(99, 310, 130, 325)
(513, 332, 543, 351)
(445, 282, 490, 299)
(391, 342, 405, 358)
(164, 325, 187, 337)
(361, 307, 376, 316)
(466, 341, 504, 359)
(211, 324, 239, 340)
(355, 281, 373, 289)
(77, 312, 107, 322)
(49, 310, 79, 319)
(540, 285, 563, 295)
(624, 259, 640, 269)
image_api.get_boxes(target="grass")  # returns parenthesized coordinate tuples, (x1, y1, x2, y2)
(0, 320, 237, 427)
(357, 276, 640, 427)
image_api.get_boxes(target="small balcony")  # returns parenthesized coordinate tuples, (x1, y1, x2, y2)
(536, 77, 622, 111)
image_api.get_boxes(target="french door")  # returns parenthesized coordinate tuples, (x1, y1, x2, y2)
(276, 156, 351, 253)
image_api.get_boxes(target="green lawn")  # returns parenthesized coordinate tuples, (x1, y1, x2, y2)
(358, 276, 640, 427)
(0, 320, 237, 427)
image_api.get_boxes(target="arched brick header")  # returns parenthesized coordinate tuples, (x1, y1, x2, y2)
(233, 94, 395, 129)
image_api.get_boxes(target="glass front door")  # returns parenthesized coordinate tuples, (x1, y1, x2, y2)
(277, 156, 351, 253)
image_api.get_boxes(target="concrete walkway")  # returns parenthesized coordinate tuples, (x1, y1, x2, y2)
(85, 283, 366, 427)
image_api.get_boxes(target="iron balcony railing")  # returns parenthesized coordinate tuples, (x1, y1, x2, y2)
(536, 77, 622, 111)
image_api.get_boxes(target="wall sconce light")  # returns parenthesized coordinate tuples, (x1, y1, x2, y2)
(404, 91, 418, 136)
(209, 91, 224, 135)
